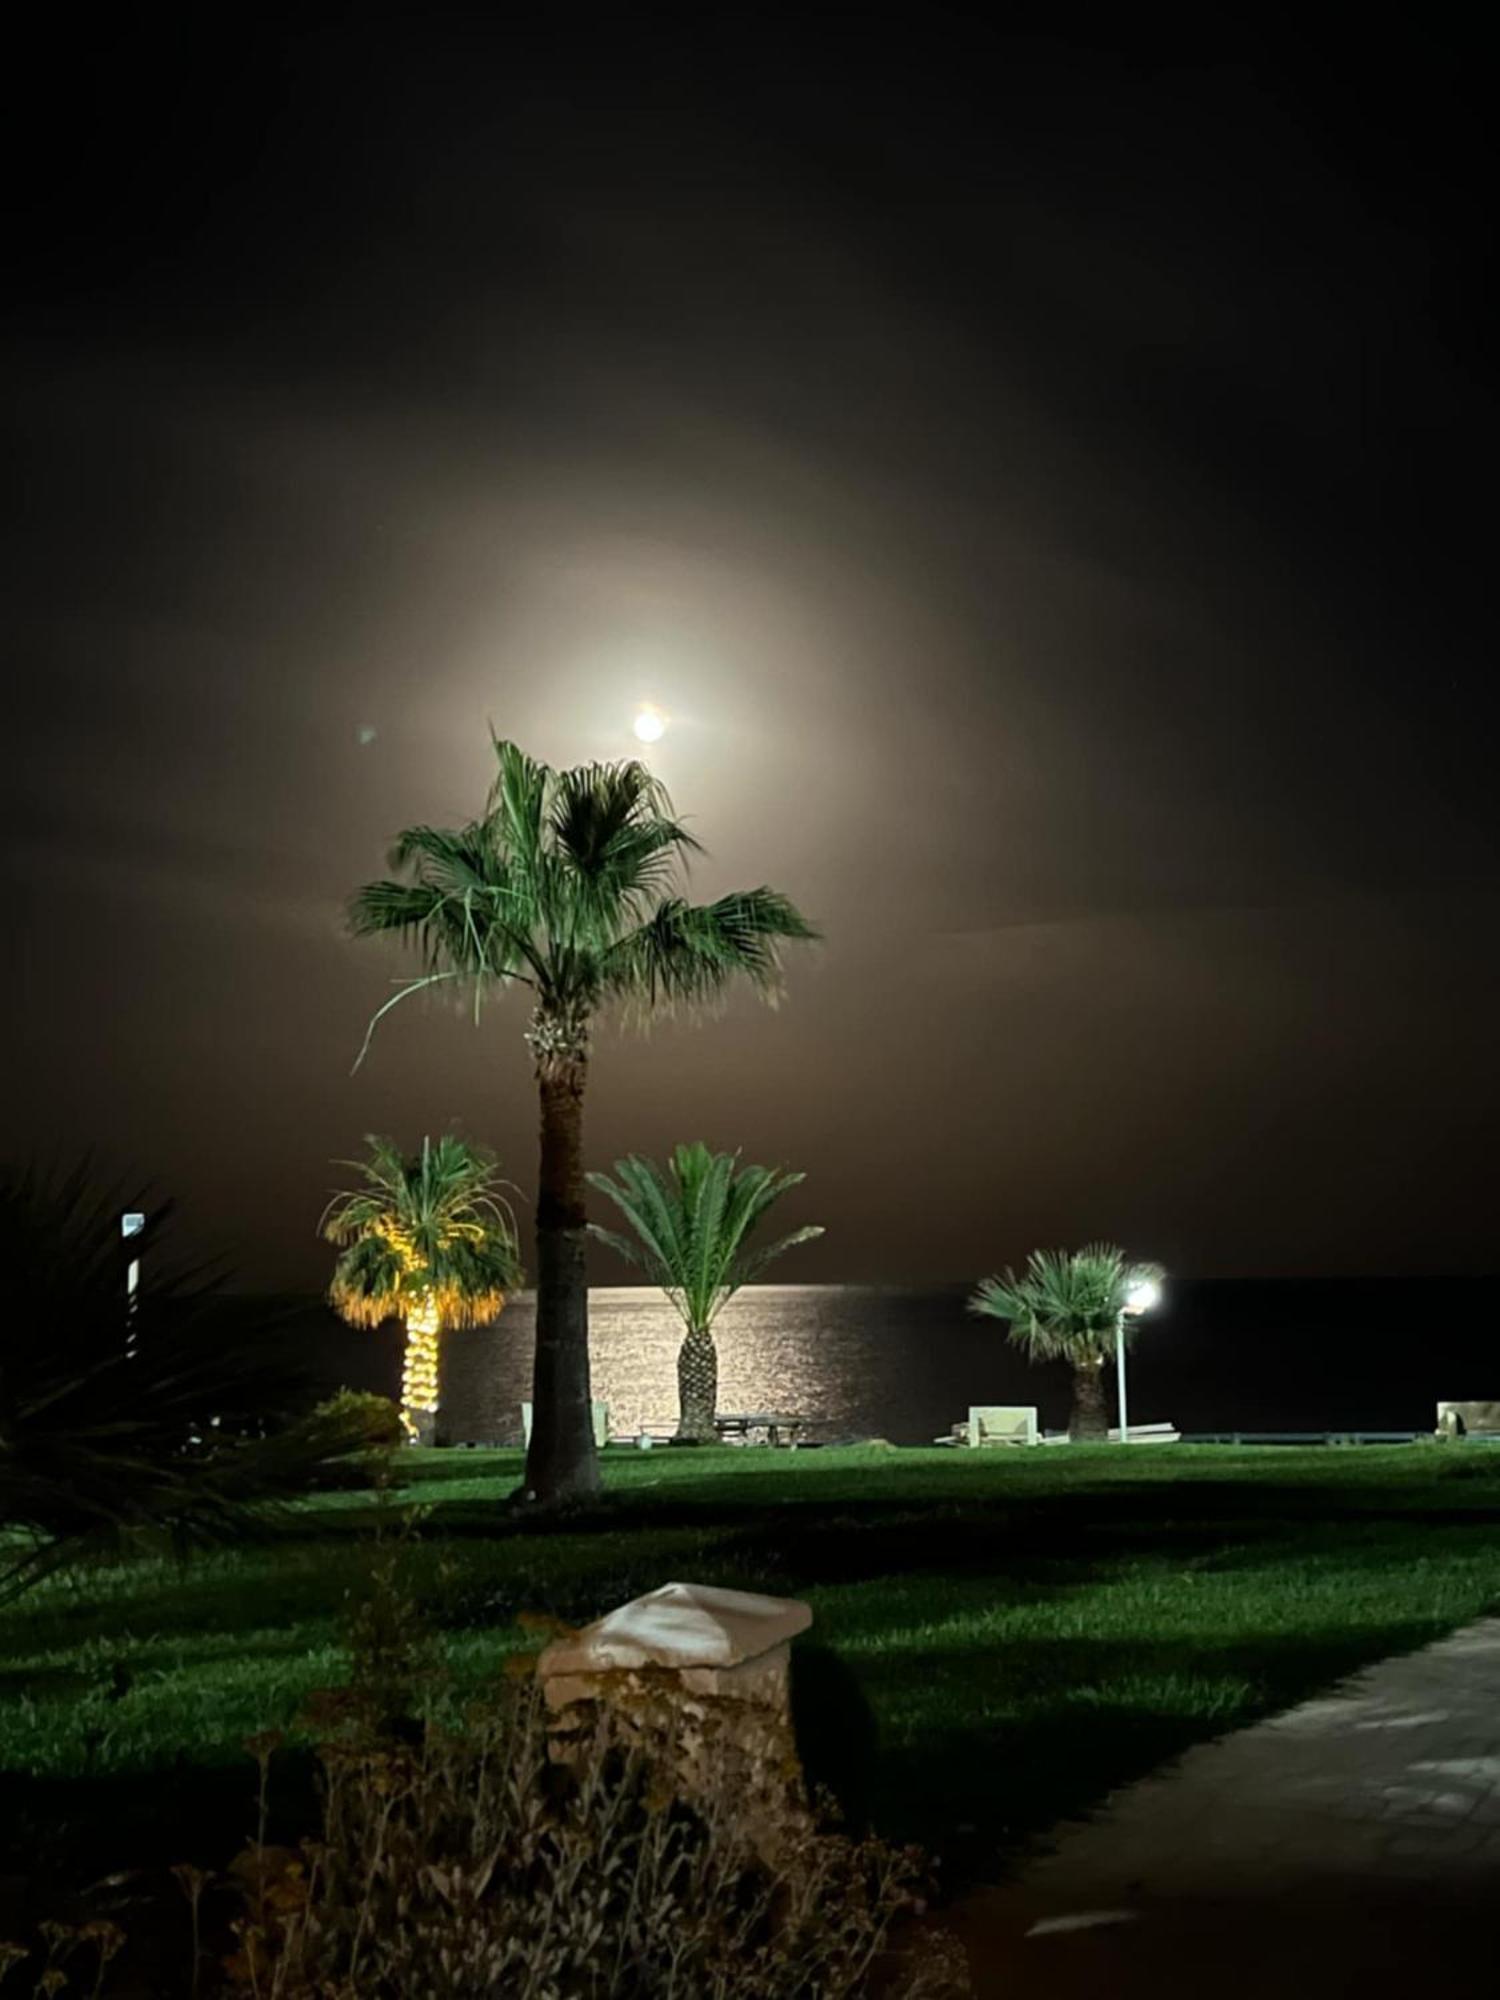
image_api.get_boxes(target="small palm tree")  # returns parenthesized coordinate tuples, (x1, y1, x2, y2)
(321, 1135, 522, 1446)
(587, 1143, 824, 1441)
(349, 738, 817, 1500)
(968, 1244, 1159, 1442)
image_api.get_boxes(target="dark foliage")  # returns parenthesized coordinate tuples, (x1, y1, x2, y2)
(0, 1164, 388, 1599)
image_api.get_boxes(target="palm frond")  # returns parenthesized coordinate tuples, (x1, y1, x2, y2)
(547, 763, 702, 948)
(487, 736, 552, 885)
(587, 1143, 821, 1334)
(584, 1223, 651, 1272)
(603, 890, 820, 1017)
(348, 848, 544, 1063)
(969, 1244, 1133, 1364)
(323, 1135, 523, 1333)
(735, 1223, 826, 1289)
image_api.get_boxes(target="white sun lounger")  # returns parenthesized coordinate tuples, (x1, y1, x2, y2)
(521, 1400, 610, 1450)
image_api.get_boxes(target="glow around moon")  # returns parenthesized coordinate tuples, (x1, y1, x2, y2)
(633, 704, 668, 744)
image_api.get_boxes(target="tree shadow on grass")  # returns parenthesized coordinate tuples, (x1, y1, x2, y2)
(405, 1464, 1500, 1563)
(421, 1483, 1500, 1642)
(828, 1608, 1471, 1887)
(0, 1556, 364, 1652)
(792, 1643, 882, 1832)
(870, 1704, 1198, 1889)
(708, 1508, 1284, 1593)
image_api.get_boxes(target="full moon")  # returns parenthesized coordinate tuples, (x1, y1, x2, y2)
(633, 704, 667, 744)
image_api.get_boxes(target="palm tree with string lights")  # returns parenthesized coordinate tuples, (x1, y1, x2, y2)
(348, 736, 818, 1501)
(968, 1244, 1164, 1442)
(321, 1135, 522, 1446)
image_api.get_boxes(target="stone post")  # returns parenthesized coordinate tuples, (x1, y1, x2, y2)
(536, 1580, 814, 1854)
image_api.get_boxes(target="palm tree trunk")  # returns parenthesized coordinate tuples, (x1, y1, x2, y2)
(1069, 1357, 1108, 1442)
(401, 1297, 440, 1449)
(676, 1325, 718, 1442)
(523, 1050, 601, 1502)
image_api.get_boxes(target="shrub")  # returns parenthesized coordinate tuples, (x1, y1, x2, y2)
(223, 1685, 969, 1999)
(309, 1389, 407, 1451)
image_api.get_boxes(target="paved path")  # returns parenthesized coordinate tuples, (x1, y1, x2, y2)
(951, 1617, 1500, 1997)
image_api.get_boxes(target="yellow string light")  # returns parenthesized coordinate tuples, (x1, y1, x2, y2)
(401, 1293, 442, 1440)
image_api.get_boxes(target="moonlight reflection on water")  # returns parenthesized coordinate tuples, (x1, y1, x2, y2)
(320, 1278, 1494, 1444)
(439, 1285, 1019, 1446)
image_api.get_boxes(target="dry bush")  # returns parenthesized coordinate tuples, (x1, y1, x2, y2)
(222, 1676, 969, 1999)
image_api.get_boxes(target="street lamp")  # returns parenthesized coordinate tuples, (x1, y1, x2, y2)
(1117, 1269, 1164, 1443)
(122, 1211, 145, 1358)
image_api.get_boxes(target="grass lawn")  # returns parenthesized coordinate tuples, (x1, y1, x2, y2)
(4, 1443, 1500, 1889)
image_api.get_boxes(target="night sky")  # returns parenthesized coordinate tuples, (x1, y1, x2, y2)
(6, 15, 1496, 1287)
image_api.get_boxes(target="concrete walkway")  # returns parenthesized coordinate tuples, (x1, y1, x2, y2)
(952, 1617, 1500, 1997)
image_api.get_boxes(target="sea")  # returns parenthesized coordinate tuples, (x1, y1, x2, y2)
(274, 1278, 1499, 1445)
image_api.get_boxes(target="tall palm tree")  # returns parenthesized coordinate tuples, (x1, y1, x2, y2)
(349, 739, 818, 1500)
(321, 1135, 522, 1446)
(968, 1244, 1158, 1442)
(587, 1143, 824, 1441)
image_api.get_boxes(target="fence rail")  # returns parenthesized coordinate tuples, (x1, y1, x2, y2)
(1179, 1429, 1426, 1446)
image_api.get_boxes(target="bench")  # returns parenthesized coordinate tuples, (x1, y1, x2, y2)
(1436, 1401, 1500, 1439)
(714, 1413, 810, 1448)
(934, 1406, 1039, 1447)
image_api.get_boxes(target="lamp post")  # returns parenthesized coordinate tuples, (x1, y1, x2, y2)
(1118, 1270, 1163, 1443)
(122, 1211, 145, 1358)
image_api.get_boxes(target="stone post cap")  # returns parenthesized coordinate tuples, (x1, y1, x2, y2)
(537, 1581, 813, 1678)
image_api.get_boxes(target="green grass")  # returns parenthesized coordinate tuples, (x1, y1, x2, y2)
(4, 1443, 1500, 1886)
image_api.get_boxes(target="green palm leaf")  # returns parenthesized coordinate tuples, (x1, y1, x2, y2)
(969, 1244, 1131, 1364)
(587, 1144, 823, 1339)
(322, 1135, 523, 1331)
(603, 891, 819, 1015)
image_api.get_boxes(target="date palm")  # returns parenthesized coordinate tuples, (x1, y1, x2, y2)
(349, 738, 818, 1500)
(969, 1244, 1157, 1441)
(588, 1143, 824, 1441)
(321, 1135, 522, 1446)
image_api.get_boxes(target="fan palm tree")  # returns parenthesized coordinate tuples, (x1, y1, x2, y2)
(348, 737, 818, 1502)
(321, 1135, 522, 1446)
(587, 1143, 824, 1440)
(968, 1244, 1160, 1441)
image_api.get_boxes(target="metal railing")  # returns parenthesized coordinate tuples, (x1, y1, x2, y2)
(1179, 1429, 1424, 1446)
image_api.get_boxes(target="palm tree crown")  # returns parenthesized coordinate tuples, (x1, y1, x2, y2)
(321, 1135, 522, 1331)
(349, 738, 818, 1066)
(589, 1144, 823, 1334)
(969, 1243, 1137, 1365)
(969, 1244, 1164, 1443)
